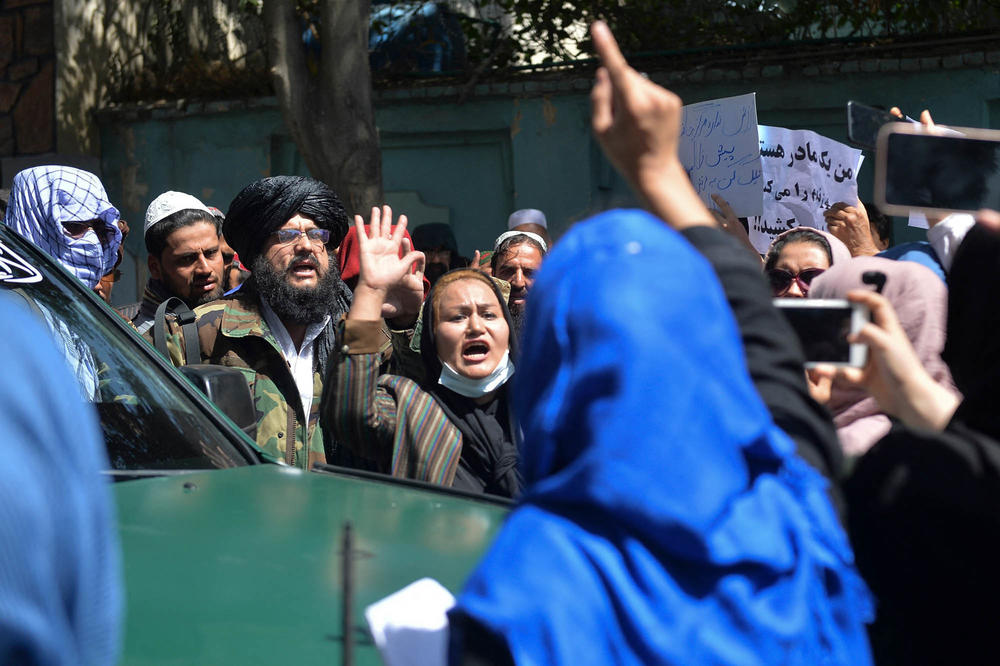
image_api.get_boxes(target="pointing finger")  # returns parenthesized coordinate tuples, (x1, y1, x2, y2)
(591, 67, 613, 135)
(591, 21, 630, 88)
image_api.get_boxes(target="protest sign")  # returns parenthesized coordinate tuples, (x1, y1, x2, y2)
(748, 126, 865, 254)
(679, 93, 763, 217)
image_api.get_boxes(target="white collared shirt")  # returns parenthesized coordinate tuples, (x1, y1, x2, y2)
(259, 300, 330, 424)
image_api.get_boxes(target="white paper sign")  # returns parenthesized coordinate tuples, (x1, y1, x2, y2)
(365, 578, 454, 666)
(748, 126, 866, 254)
(908, 211, 930, 229)
(679, 93, 763, 217)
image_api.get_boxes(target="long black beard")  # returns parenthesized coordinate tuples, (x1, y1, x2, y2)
(511, 307, 526, 340)
(251, 253, 351, 325)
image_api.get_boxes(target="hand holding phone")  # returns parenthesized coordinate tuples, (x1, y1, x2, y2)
(774, 298, 869, 368)
(875, 123, 1000, 217)
(808, 290, 960, 431)
(846, 101, 917, 151)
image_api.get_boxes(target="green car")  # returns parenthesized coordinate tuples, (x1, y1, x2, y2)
(0, 226, 508, 664)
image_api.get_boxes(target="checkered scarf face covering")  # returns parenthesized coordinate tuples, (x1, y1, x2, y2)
(4, 166, 121, 288)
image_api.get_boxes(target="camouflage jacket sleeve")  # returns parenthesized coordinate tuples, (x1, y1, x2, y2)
(140, 314, 190, 367)
(385, 318, 425, 385)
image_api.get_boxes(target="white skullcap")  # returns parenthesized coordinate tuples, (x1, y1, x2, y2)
(494, 230, 548, 253)
(507, 208, 547, 230)
(144, 191, 214, 237)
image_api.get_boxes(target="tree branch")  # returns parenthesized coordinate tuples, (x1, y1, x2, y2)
(264, 0, 313, 167)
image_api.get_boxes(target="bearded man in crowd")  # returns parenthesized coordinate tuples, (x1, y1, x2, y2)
(124, 191, 224, 333)
(490, 230, 547, 337)
(158, 176, 362, 468)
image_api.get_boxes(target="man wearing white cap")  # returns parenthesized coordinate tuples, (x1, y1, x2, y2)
(507, 208, 552, 248)
(490, 229, 547, 337)
(126, 191, 224, 334)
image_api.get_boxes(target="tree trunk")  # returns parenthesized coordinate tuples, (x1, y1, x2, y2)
(263, 0, 383, 217)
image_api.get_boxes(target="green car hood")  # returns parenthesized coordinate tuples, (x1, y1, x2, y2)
(115, 465, 508, 664)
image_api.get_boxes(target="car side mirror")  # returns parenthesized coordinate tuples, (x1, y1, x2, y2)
(178, 365, 257, 441)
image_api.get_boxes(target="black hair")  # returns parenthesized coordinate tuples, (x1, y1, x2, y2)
(864, 201, 892, 247)
(490, 234, 547, 274)
(145, 209, 221, 258)
(764, 229, 832, 271)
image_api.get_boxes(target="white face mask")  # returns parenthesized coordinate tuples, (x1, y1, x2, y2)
(438, 349, 515, 398)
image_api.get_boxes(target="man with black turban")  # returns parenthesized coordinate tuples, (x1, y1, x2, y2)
(157, 176, 422, 469)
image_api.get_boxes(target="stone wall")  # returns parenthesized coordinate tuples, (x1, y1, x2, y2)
(0, 0, 55, 157)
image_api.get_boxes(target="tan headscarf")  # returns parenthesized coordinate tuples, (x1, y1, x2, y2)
(809, 256, 959, 456)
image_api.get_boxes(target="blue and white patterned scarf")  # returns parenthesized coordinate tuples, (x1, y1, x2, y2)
(3, 166, 121, 288)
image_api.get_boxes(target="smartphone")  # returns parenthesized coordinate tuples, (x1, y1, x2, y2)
(874, 123, 1000, 217)
(846, 100, 917, 151)
(773, 298, 869, 367)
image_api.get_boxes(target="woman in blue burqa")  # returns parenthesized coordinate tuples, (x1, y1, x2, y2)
(447, 209, 873, 665)
(446, 22, 873, 666)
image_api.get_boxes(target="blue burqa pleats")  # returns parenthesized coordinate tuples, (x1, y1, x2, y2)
(450, 210, 873, 665)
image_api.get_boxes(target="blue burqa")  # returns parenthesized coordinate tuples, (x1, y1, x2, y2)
(0, 295, 122, 664)
(450, 210, 873, 665)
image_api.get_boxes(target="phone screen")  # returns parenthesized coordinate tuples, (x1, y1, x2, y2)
(778, 305, 854, 363)
(847, 102, 900, 151)
(883, 131, 1000, 213)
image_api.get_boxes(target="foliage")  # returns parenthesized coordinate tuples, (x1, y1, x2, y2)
(103, 0, 1000, 104)
(481, 0, 1000, 67)
(105, 0, 270, 103)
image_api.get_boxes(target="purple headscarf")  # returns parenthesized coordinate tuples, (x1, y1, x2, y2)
(810, 256, 959, 456)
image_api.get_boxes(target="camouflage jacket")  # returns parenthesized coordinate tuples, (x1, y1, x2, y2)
(155, 285, 418, 470)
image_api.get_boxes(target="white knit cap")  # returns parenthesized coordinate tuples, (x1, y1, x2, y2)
(493, 230, 548, 253)
(507, 208, 547, 230)
(144, 191, 214, 237)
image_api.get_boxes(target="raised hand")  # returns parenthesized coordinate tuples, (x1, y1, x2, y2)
(824, 200, 880, 257)
(349, 205, 425, 323)
(711, 194, 761, 262)
(589, 21, 714, 230)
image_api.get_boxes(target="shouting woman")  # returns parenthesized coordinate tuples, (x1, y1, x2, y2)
(328, 207, 521, 498)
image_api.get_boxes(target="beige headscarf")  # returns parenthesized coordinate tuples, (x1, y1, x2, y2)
(809, 256, 959, 456)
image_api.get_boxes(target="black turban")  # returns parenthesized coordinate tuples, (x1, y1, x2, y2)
(223, 176, 349, 268)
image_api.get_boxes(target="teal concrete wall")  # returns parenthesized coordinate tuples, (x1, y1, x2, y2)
(97, 54, 1000, 305)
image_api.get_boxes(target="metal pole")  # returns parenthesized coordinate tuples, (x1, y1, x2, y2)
(342, 521, 354, 666)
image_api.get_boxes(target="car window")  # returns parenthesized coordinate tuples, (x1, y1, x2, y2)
(0, 233, 251, 471)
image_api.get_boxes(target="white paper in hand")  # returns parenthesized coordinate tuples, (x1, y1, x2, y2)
(365, 578, 456, 666)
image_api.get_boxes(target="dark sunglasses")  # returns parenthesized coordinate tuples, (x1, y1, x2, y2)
(767, 267, 825, 296)
(62, 220, 116, 246)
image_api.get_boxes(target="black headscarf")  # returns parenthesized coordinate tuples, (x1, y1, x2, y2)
(411, 222, 459, 254)
(223, 176, 349, 269)
(420, 268, 521, 497)
(942, 223, 1000, 437)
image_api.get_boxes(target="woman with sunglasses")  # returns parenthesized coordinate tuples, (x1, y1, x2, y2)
(764, 227, 850, 297)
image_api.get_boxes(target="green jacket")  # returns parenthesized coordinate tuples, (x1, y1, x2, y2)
(155, 287, 420, 470)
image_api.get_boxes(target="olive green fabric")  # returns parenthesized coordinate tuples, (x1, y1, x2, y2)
(153, 285, 420, 470)
(156, 288, 323, 468)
